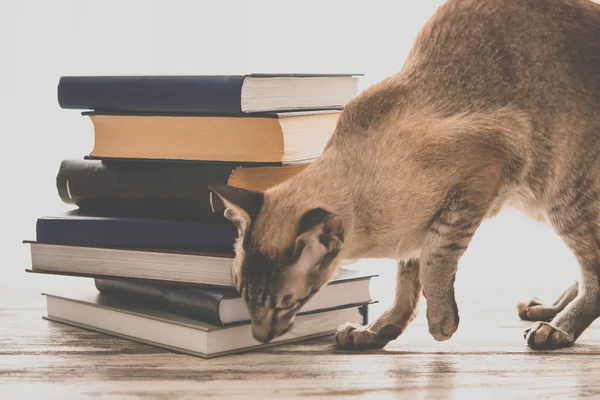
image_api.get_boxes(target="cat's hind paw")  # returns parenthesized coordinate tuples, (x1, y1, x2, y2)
(334, 322, 389, 350)
(524, 321, 574, 350)
(517, 297, 544, 320)
(517, 297, 557, 321)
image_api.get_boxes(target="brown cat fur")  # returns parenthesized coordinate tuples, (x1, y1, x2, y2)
(211, 0, 600, 350)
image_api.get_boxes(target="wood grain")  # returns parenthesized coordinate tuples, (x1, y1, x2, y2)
(3, 282, 600, 400)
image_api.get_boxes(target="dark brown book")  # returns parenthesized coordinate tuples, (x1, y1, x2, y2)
(57, 158, 308, 220)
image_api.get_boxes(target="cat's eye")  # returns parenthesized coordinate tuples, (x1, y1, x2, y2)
(275, 294, 296, 311)
(275, 289, 317, 312)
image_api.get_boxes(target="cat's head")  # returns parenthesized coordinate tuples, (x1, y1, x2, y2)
(209, 184, 344, 343)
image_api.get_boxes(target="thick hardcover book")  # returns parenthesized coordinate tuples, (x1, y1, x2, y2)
(56, 159, 309, 220)
(44, 293, 369, 358)
(27, 242, 236, 288)
(83, 110, 340, 163)
(36, 211, 237, 249)
(57, 74, 360, 114)
(93, 268, 375, 325)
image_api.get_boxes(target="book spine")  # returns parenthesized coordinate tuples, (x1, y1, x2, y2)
(57, 75, 245, 114)
(36, 216, 237, 249)
(94, 279, 226, 325)
(56, 159, 233, 220)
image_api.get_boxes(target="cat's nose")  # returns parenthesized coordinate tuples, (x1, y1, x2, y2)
(252, 324, 274, 343)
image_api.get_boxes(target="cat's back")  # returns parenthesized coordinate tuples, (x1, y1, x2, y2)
(407, 0, 600, 114)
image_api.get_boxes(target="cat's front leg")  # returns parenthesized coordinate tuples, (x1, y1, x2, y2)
(335, 258, 422, 350)
(420, 184, 485, 341)
(420, 248, 461, 342)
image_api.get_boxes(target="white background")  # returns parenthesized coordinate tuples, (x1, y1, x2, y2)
(0, 1, 579, 311)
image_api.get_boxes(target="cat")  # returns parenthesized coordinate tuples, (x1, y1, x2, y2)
(210, 0, 600, 350)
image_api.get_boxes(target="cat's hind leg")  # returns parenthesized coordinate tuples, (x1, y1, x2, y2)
(517, 282, 578, 322)
(335, 258, 422, 350)
(524, 242, 597, 350)
(525, 152, 600, 349)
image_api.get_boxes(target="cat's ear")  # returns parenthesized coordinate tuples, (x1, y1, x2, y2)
(284, 208, 344, 299)
(295, 208, 344, 266)
(208, 184, 264, 228)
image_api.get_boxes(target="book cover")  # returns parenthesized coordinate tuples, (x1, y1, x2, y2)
(84, 111, 339, 163)
(57, 74, 360, 114)
(93, 268, 376, 325)
(44, 293, 369, 358)
(56, 159, 310, 219)
(27, 242, 236, 288)
(36, 211, 238, 249)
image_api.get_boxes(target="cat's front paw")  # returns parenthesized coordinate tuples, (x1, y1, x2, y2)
(524, 321, 574, 350)
(334, 322, 389, 350)
(427, 302, 459, 342)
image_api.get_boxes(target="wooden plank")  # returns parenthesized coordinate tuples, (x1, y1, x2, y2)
(3, 307, 600, 399)
(2, 265, 596, 399)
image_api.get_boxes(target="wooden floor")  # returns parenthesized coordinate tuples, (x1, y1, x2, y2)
(2, 269, 600, 399)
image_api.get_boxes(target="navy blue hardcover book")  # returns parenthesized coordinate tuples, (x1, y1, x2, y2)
(57, 73, 360, 114)
(36, 211, 237, 250)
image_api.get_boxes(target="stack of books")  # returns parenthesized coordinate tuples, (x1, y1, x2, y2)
(25, 73, 376, 358)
